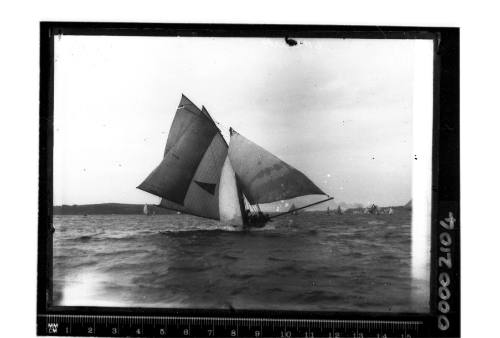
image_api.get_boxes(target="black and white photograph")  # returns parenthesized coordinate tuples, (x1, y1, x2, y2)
(12, 2, 500, 337)
(49, 32, 434, 314)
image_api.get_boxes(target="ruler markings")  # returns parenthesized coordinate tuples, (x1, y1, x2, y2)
(39, 314, 423, 325)
(39, 314, 424, 337)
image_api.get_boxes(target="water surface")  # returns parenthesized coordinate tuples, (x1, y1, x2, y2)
(53, 210, 425, 312)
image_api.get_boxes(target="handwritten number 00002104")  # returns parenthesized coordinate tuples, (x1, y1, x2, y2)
(437, 212, 455, 331)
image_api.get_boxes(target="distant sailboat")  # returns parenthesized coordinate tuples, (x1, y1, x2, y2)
(137, 95, 332, 229)
(143, 204, 152, 216)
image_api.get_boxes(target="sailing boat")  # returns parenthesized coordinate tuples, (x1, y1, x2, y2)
(288, 203, 298, 216)
(143, 204, 153, 216)
(137, 95, 332, 229)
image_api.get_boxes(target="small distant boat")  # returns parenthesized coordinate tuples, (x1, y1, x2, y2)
(377, 207, 394, 215)
(326, 206, 330, 215)
(143, 204, 153, 216)
(289, 203, 298, 216)
(137, 95, 333, 229)
(334, 206, 343, 215)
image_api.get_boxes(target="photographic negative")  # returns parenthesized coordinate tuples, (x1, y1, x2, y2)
(38, 23, 459, 337)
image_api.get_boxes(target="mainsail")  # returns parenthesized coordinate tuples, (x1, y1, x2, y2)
(138, 95, 243, 224)
(228, 129, 326, 205)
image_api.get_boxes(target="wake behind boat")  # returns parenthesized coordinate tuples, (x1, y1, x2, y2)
(137, 95, 332, 229)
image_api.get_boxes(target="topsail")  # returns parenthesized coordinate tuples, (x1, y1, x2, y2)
(228, 129, 326, 205)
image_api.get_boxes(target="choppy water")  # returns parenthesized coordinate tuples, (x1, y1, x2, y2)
(53, 210, 425, 312)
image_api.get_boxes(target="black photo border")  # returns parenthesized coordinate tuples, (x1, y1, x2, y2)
(37, 22, 459, 337)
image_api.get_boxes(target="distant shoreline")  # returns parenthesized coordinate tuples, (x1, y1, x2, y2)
(53, 203, 175, 215)
(53, 202, 411, 215)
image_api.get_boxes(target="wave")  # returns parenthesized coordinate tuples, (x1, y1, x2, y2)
(69, 232, 138, 242)
(298, 290, 343, 303)
(94, 249, 148, 257)
(227, 272, 257, 280)
(378, 253, 399, 260)
(63, 259, 100, 269)
(230, 286, 250, 295)
(275, 263, 302, 274)
(159, 228, 239, 236)
(250, 224, 277, 231)
(103, 262, 149, 273)
(72, 234, 94, 241)
(266, 287, 284, 293)
(368, 220, 386, 225)
(167, 264, 218, 273)
(221, 253, 240, 261)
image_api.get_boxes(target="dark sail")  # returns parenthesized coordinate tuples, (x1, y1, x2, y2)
(138, 95, 243, 224)
(163, 95, 206, 157)
(156, 132, 227, 219)
(228, 130, 326, 204)
(138, 96, 224, 219)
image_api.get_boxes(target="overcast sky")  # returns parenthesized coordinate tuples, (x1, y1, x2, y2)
(53, 35, 426, 207)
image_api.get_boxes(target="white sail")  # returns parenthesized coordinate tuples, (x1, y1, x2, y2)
(218, 156, 244, 226)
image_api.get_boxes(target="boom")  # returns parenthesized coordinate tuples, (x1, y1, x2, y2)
(268, 197, 334, 219)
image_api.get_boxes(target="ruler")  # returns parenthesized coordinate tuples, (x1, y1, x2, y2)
(38, 314, 423, 337)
